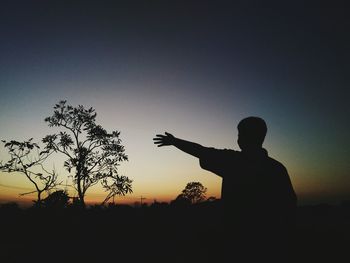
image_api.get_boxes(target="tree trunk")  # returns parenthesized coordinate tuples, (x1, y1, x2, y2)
(77, 172, 85, 208)
(37, 191, 42, 207)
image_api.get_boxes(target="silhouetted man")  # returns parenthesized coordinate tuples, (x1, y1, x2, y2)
(153, 116, 297, 261)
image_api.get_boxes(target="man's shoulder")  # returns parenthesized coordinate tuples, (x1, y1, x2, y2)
(206, 147, 239, 155)
(199, 148, 239, 174)
(267, 156, 288, 172)
(200, 147, 239, 160)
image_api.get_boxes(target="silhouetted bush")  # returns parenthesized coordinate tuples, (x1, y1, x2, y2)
(42, 190, 70, 209)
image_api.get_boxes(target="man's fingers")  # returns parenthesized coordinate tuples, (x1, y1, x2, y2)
(153, 133, 172, 147)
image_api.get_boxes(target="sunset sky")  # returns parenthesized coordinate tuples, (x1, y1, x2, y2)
(0, 1, 349, 206)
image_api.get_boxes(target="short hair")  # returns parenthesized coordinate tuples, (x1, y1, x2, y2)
(237, 117, 267, 145)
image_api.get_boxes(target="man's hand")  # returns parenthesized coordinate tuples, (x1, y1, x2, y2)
(153, 132, 204, 157)
(153, 132, 176, 147)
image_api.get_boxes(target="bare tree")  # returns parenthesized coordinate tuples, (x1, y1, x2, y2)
(43, 100, 132, 208)
(0, 139, 59, 205)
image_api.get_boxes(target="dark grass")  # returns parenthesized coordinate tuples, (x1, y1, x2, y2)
(1, 203, 349, 263)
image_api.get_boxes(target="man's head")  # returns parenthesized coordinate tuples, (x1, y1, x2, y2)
(237, 117, 267, 151)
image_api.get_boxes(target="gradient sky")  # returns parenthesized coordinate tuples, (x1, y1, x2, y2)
(0, 1, 349, 206)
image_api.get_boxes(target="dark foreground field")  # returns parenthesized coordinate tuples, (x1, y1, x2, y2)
(1, 203, 349, 263)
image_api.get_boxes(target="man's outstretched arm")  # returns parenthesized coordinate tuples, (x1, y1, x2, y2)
(153, 132, 205, 158)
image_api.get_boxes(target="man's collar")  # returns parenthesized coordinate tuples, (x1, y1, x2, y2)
(242, 148, 268, 157)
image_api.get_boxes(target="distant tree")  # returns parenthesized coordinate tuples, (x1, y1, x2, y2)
(42, 190, 70, 209)
(171, 193, 191, 206)
(0, 139, 59, 205)
(178, 182, 207, 204)
(43, 100, 132, 208)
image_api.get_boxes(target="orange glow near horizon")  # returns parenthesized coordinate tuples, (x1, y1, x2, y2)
(0, 168, 222, 207)
(2, 161, 349, 207)
(0, 186, 221, 208)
